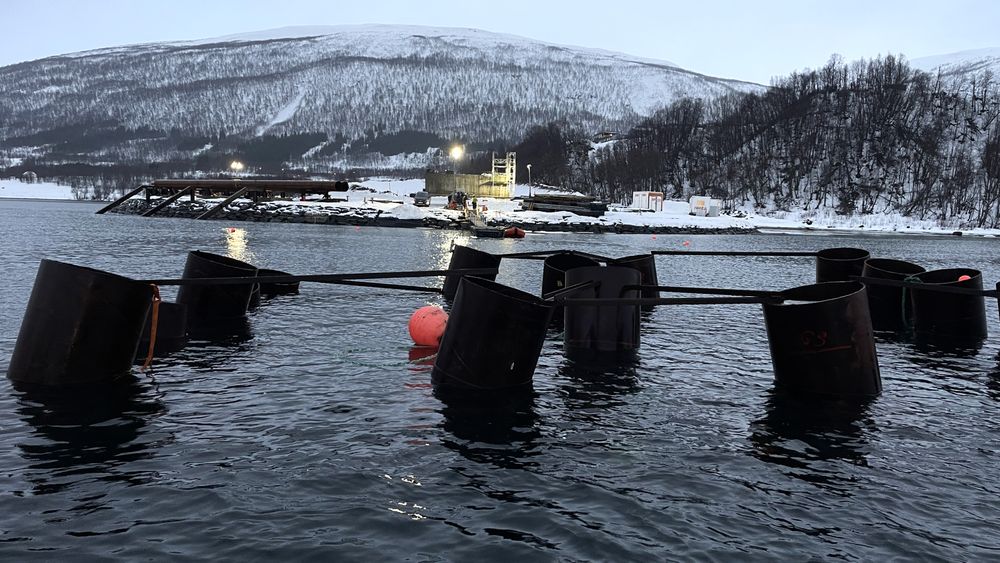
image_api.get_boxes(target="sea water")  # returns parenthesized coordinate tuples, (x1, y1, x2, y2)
(1, 199, 998, 560)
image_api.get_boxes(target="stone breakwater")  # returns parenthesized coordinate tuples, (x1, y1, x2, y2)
(111, 199, 758, 235)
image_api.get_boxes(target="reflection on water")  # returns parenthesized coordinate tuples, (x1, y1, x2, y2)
(185, 316, 254, 346)
(150, 318, 256, 374)
(224, 227, 256, 264)
(407, 345, 437, 369)
(873, 328, 915, 346)
(433, 234, 472, 272)
(910, 340, 985, 362)
(556, 357, 640, 411)
(13, 378, 167, 496)
(877, 324, 987, 356)
(988, 352, 1000, 401)
(749, 391, 875, 492)
(164, 341, 256, 375)
(435, 387, 540, 470)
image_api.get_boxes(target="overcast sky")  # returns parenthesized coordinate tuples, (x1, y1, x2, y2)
(2, 0, 997, 84)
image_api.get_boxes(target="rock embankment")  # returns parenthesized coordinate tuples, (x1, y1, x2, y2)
(111, 199, 757, 235)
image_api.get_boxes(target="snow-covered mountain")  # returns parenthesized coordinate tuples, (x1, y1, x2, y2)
(911, 47, 1000, 77)
(0, 24, 764, 160)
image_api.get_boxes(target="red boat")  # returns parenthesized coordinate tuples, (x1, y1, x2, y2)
(503, 226, 525, 239)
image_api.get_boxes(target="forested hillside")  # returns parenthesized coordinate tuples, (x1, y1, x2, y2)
(0, 25, 759, 168)
(582, 56, 1000, 227)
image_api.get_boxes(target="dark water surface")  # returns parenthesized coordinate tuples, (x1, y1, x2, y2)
(2, 199, 999, 560)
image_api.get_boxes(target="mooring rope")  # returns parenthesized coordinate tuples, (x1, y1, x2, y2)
(495, 250, 562, 259)
(331, 347, 437, 369)
(138, 267, 499, 286)
(853, 276, 995, 297)
(560, 296, 778, 306)
(542, 280, 597, 301)
(326, 279, 443, 293)
(546, 282, 785, 306)
(497, 249, 613, 261)
(142, 284, 161, 372)
(568, 250, 613, 262)
(624, 284, 785, 300)
(652, 250, 818, 257)
(899, 274, 922, 331)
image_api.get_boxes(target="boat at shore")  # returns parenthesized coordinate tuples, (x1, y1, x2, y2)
(472, 226, 503, 238)
(503, 226, 525, 238)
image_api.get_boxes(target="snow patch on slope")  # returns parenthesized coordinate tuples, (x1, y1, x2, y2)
(256, 90, 306, 136)
(911, 47, 1000, 75)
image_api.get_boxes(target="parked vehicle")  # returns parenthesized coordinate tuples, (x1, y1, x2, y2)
(412, 191, 430, 207)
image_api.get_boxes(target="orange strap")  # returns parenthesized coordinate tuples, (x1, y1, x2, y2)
(143, 284, 161, 371)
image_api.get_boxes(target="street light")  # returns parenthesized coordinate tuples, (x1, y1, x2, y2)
(526, 164, 532, 197)
(230, 160, 245, 175)
(449, 145, 464, 195)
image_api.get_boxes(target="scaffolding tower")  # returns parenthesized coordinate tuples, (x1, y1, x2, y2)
(491, 152, 516, 198)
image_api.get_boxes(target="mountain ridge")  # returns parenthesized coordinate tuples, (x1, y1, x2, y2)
(182, 24, 688, 71)
(0, 24, 763, 169)
(910, 46, 1000, 76)
(4, 26, 995, 179)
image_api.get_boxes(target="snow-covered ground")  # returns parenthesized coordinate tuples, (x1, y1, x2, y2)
(0, 178, 77, 199)
(2, 176, 998, 237)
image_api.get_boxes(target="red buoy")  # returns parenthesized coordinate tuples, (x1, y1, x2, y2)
(408, 305, 448, 347)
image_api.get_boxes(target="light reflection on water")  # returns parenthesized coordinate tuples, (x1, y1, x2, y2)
(1, 200, 999, 559)
(224, 226, 256, 264)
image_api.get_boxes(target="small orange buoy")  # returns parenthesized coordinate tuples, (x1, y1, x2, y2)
(682, 240, 691, 247)
(408, 305, 448, 347)
(958, 274, 972, 282)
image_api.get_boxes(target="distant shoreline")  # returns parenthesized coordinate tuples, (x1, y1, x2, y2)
(3, 196, 993, 238)
(756, 227, 981, 240)
(0, 197, 105, 204)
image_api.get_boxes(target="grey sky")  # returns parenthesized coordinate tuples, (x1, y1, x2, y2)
(2, 0, 997, 84)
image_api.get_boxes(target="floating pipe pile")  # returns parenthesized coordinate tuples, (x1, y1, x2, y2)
(6, 246, 997, 403)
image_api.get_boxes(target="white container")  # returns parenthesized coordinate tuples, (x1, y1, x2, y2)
(707, 201, 721, 217)
(689, 196, 710, 216)
(632, 191, 664, 211)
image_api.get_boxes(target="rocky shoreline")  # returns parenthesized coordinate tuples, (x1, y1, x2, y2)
(111, 199, 758, 235)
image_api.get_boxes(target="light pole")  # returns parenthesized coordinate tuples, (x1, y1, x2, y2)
(449, 144, 464, 195)
(526, 164, 532, 197)
(230, 160, 245, 176)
